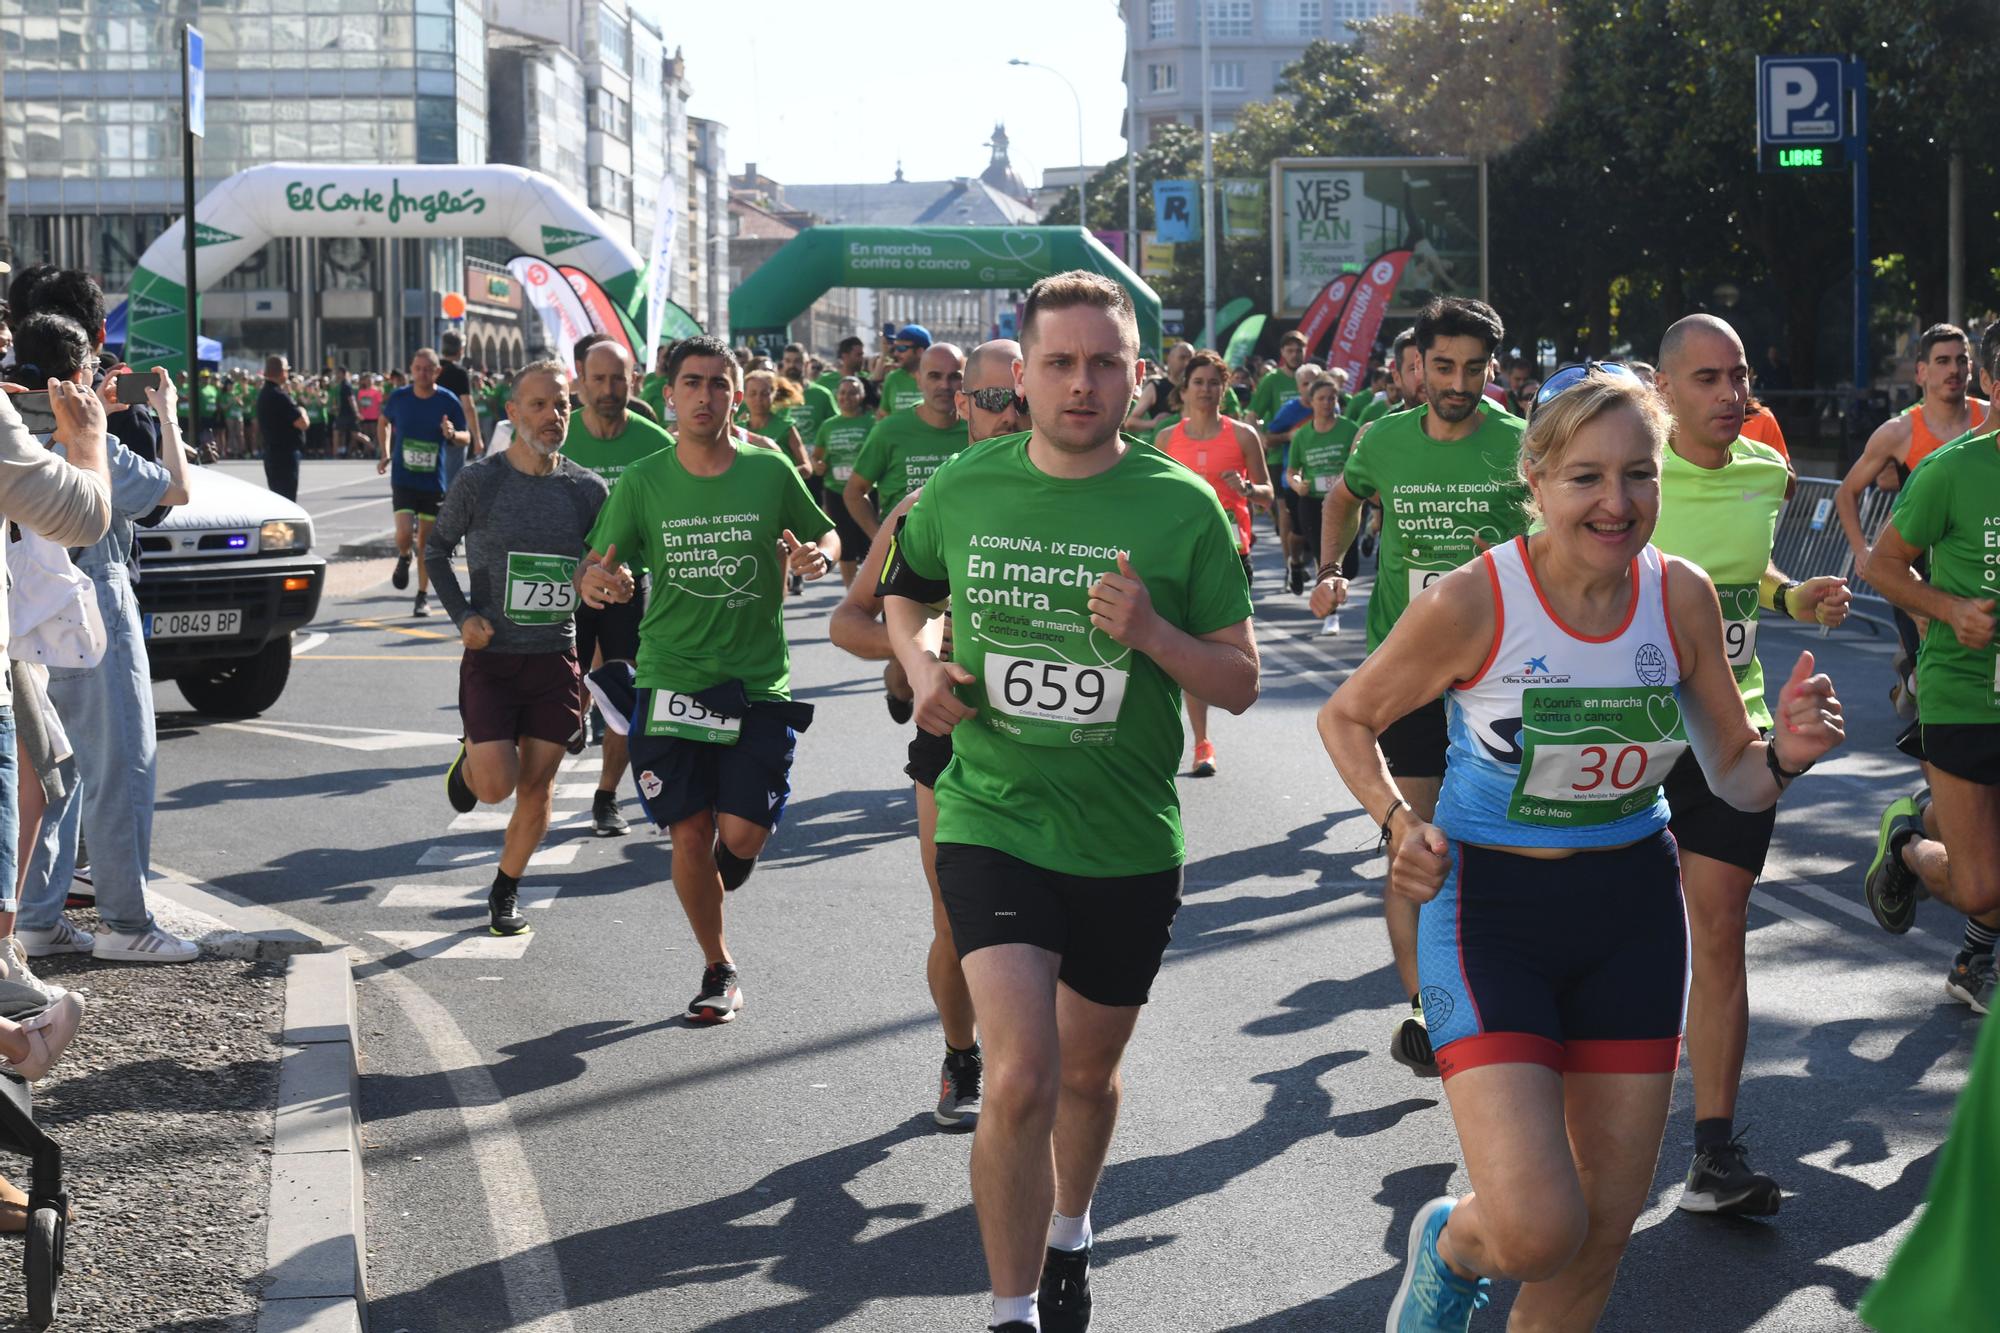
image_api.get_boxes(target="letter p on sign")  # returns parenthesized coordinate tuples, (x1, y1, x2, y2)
(1767, 68, 1815, 136)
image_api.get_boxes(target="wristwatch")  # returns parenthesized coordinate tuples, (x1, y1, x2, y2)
(1772, 578, 1801, 619)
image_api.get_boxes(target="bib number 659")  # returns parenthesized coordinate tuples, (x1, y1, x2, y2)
(986, 652, 1129, 726)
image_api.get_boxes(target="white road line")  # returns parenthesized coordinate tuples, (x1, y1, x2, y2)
(218, 720, 461, 751)
(558, 755, 593, 773)
(307, 495, 393, 522)
(447, 810, 592, 834)
(365, 968, 577, 1333)
(292, 630, 329, 656)
(416, 841, 581, 868)
(370, 929, 536, 961)
(554, 781, 607, 801)
(379, 883, 563, 910)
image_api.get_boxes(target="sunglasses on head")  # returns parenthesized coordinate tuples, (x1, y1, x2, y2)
(965, 386, 1023, 413)
(1535, 360, 1638, 408)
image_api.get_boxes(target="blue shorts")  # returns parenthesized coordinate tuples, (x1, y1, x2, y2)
(626, 690, 801, 831)
(1418, 831, 1688, 1080)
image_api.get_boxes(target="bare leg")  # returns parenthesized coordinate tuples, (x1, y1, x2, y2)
(917, 783, 975, 1049)
(961, 944, 1063, 1299)
(394, 510, 415, 559)
(669, 810, 729, 964)
(1185, 696, 1209, 748)
(1913, 770, 2000, 916)
(415, 516, 435, 595)
(1051, 983, 1142, 1218)
(1682, 850, 1755, 1123)
(1431, 1063, 1584, 1283)
(498, 739, 565, 879)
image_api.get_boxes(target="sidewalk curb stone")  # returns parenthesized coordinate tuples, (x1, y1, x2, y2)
(261, 950, 367, 1333)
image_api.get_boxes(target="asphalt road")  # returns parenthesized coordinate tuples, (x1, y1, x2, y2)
(146, 471, 1974, 1331)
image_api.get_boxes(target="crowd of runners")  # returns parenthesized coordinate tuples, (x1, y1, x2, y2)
(382, 269, 1994, 1332)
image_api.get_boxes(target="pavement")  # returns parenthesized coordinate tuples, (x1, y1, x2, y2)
(140, 462, 1976, 1331)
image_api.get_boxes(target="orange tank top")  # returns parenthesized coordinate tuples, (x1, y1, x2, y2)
(1906, 398, 1988, 471)
(1158, 416, 1253, 554)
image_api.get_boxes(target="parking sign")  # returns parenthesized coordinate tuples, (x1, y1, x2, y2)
(1757, 56, 1846, 171)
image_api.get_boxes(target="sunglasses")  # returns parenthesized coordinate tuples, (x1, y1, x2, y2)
(892, 343, 920, 354)
(965, 386, 1023, 413)
(1535, 360, 1638, 408)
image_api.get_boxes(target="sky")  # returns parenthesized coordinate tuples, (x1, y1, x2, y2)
(641, 1, 1132, 188)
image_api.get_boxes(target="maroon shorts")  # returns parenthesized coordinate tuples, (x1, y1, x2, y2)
(459, 647, 584, 747)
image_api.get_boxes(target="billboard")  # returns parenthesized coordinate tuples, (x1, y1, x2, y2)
(1270, 158, 1487, 318)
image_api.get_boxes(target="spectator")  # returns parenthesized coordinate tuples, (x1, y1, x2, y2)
(256, 355, 307, 500)
(434, 331, 484, 488)
(331, 367, 362, 460)
(356, 371, 383, 454)
(10, 309, 198, 965)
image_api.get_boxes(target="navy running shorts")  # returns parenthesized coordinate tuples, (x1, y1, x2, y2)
(1418, 831, 1688, 1080)
(626, 691, 804, 831)
(1380, 695, 1449, 779)
(1664, 746, 1778, 875)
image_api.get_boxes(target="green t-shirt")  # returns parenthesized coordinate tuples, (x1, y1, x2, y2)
(639, 372, 669, 425)
(1651, 438, 1789, 729)
(1249, 369, 1300, 424)
(854, 408, 971, 512)
(814, 413, 874, 485)
(794, 381, 838, 446)
(1289, 419, 1352, 497)
(1888, 434, 2000, 723)
(814, 370, 845, 394)
(585, 443, 834, 701)
(897, 434, 1255, 875)
(305, 389, 326, 424)
(199, 383, 219, 415)
(563, 411, 673, 488)
(880, 368, 924, 414)
(1340, 405, 1529, 650)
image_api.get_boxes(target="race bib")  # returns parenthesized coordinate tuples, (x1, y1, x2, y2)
(831, 464, 853, 482)
(1408, 566, 1451, 602)
(1716, 583, 1761, 675)
(1509, 686, 1688, 826)
(401, 439, 440, 473)
(1313, 474, 1333, 494)
(984, 651, 1129, 744)
(504, 552, 578, 625)
(644, 690, 742, 746)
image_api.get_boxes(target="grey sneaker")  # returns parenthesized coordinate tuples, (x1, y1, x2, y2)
(1946, 950, 1996, 1015)
(935, 1047, 982, 1129)
(18, 918, 95, 959)
(0, 937, 65, 1005)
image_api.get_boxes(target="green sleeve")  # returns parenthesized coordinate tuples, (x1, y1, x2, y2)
(1183, 492, 1257, 636)
(1222, 387, 1243, 418)
(1248, 374, 1276, 421)
(812, 416, 839, 450)
(854, 418, 893, 485)
(1888, 453, 1949, 549)
(1341, 432, 1379, 501)
(897, 485, 947, 581)
(1359, 397, 1390, 425)
(586, 472, 643, 568)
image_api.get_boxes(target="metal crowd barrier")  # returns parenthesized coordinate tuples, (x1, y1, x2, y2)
(1772, 475, 1897, 626)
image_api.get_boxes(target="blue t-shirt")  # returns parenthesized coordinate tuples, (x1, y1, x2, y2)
(1267, 397, 1313, 437)
(381, 387, 467, 493)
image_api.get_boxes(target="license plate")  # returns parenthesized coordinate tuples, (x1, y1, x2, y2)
(148, 609, 242, 639)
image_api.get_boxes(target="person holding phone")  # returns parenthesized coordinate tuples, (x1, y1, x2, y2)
(256, 354, 308, 500)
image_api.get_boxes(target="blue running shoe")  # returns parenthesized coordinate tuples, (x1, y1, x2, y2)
(1387, 1197, 1490, 1333)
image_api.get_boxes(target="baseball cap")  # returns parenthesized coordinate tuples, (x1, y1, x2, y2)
(894, 324, 933, 349)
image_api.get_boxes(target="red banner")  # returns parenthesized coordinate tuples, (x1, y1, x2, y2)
(1327, 249, 1413, 386)
(1296, 272, 1358, 359)
(560, 266, 637, 361)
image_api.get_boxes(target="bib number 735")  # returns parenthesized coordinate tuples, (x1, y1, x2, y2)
(986, 652, 1128, 726)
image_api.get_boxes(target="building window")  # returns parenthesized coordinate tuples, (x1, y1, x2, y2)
(1267, 0, 1322, 36)
(1147, 62, 1178, 94)
(1332, 0, 1386, 20)
(1209, 60, 1245, 91)
(588, 89, 631, 140)
(1204, 0, 1253, 38)
(1147, 0, 1175, 38)
(596, 9, 630, 74)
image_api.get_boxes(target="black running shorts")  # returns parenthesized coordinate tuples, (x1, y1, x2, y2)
(392, 486, 442, 518)
(1919, 722, 2000, 786)
(905, 727, 953, 790)
(1380, 696, 1448, 779)
(1664, 747, 1778, 875)
(934, 843, 1182, 1008)
(825, 490, 871, 566)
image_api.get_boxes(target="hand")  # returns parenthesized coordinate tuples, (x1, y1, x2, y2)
(1771, 650, 1844, 768)
(140, 366, 176, 418)
(1789, 575, 1852, 628)
(911, 654, 979, 736)
(48, 378, 106, 444)
(1221, 469, 1248, 496)
(1389, 819, 1451, 904)
(460, 615, 495, 651)
(1949, 596, 1996, 651)
(1310, 575, 1349, 618)
(779, 528, 830, 581)
(1087, 552, 1160, 652)
(577, 544, 636, 609)
(376, 456, 390, 476)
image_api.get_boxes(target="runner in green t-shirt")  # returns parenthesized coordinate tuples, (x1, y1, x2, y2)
(882, 273, 1255, 1331)
(1286, 374, 1353, 636)
(1643, 315, 1853, 1219)
(812, 377, 876, 585)
(578, 334, 837, 1026)
(1313, 297, 1526, 1077)
(1249, 331, 1309, 578)
(779, 343, 838, 450)
(877, 324, 931, 416)
(817, 334, 869, 399)
(740, 370, 809, 477)
(844, 344, 969, 536)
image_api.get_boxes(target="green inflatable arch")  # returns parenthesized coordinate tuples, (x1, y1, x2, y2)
(729, 226, 1161, 354)
(123, 163, 649, 374)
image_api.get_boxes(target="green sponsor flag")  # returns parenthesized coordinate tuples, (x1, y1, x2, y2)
(541, 225, 597, 255)
(1221, 179, 1264, 239)
(124, 336, 177, 363)
(1860, 1010, 2000, 1330)
(1224, 314, 1267, 368)
(192, 223, 240, 247)
(129, 292, 182, 322)
(1190, 296, 1254, 349)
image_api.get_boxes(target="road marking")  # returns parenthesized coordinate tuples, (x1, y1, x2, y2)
(308, 495, 393, 522)
(365, 968, 577, 1333)
(379, 884, 562, 910)
(370, 929, 535, 961)
(218, 720, 460, 750)
(558, 755, 593, 773)
(341, 617, 453, 641)
(417, 841, 580, 868)
(554, 781, 614, 801)
(447, 810, 592, 833)
(292, 630, 329, 656)
(292, 654, 459, 662)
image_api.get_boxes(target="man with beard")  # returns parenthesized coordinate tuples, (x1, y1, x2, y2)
(431, 360, 618, 937)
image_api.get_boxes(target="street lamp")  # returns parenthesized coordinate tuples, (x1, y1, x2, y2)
(1008, 59, 1088, 227)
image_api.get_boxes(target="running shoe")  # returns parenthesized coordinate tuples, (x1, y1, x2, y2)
(1038, 1245, 1091, 1333)
(391, 553, 411, 590)
(1945, 949, 1996, 1015)
(886, 692, 914, 725)
(412, 590, 430, 618)
(1192, 739, 1217, 777)
(446, 742, 477, 814)
(935, 1047, 983, 1129)
(1386, 1197, 1490, 1333)
(489, 883, 529, 937)
(989, 1325, 1036, 1332)
(1864, 795, 1922, 935)
(92, 924, 199, 963)
(591, 790, 629, 838)
(1320, 613, 1342, 637)
(1677, 1133, 1781, 1216)
(1392, 999, 1438, 1076)
(18, 919, 93, 958)
(1289, 559, 1307, 595)
(688, 962, 743, 1024)
(789, 572, 804, 596)
(1911, 788, 1934, 899)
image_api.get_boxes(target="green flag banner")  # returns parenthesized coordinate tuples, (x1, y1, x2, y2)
(1225, 314, 1267, 368)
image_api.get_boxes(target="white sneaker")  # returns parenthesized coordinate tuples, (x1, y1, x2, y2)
(91, 924, 198, 964)
(18, 919, 95, 958)
(1320, 613, 1342, 637)
(0, 937, 64, 1004)
(3, 992, 84, 1081)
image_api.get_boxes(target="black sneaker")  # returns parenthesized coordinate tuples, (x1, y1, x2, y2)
(392, 553, 411, 590)
(886, 692, 914, 725)
(413, 590, 431, 618)
(935, 1047, 982, 1129)
(1038, 1245, 1091, 1333)
(1678, 1134, 1781, 1216)
(688, 962, 743, 1024)
(1864, 796, 1921, 935)
(1945, 949, 1996, 1014)
(989, 1324, 1036, 1332)
(1391, 999, 1439, 1077)
(591, 789, 629, 838)
(1288, 559, 1307, 595)
(446, 742, 477, 814)
(488, 883, 529, 937)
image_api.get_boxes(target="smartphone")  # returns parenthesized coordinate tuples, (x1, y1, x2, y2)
(2, 389, 52, 413)
(881, 322, 898, 337)
(109, 369, 145, 405)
